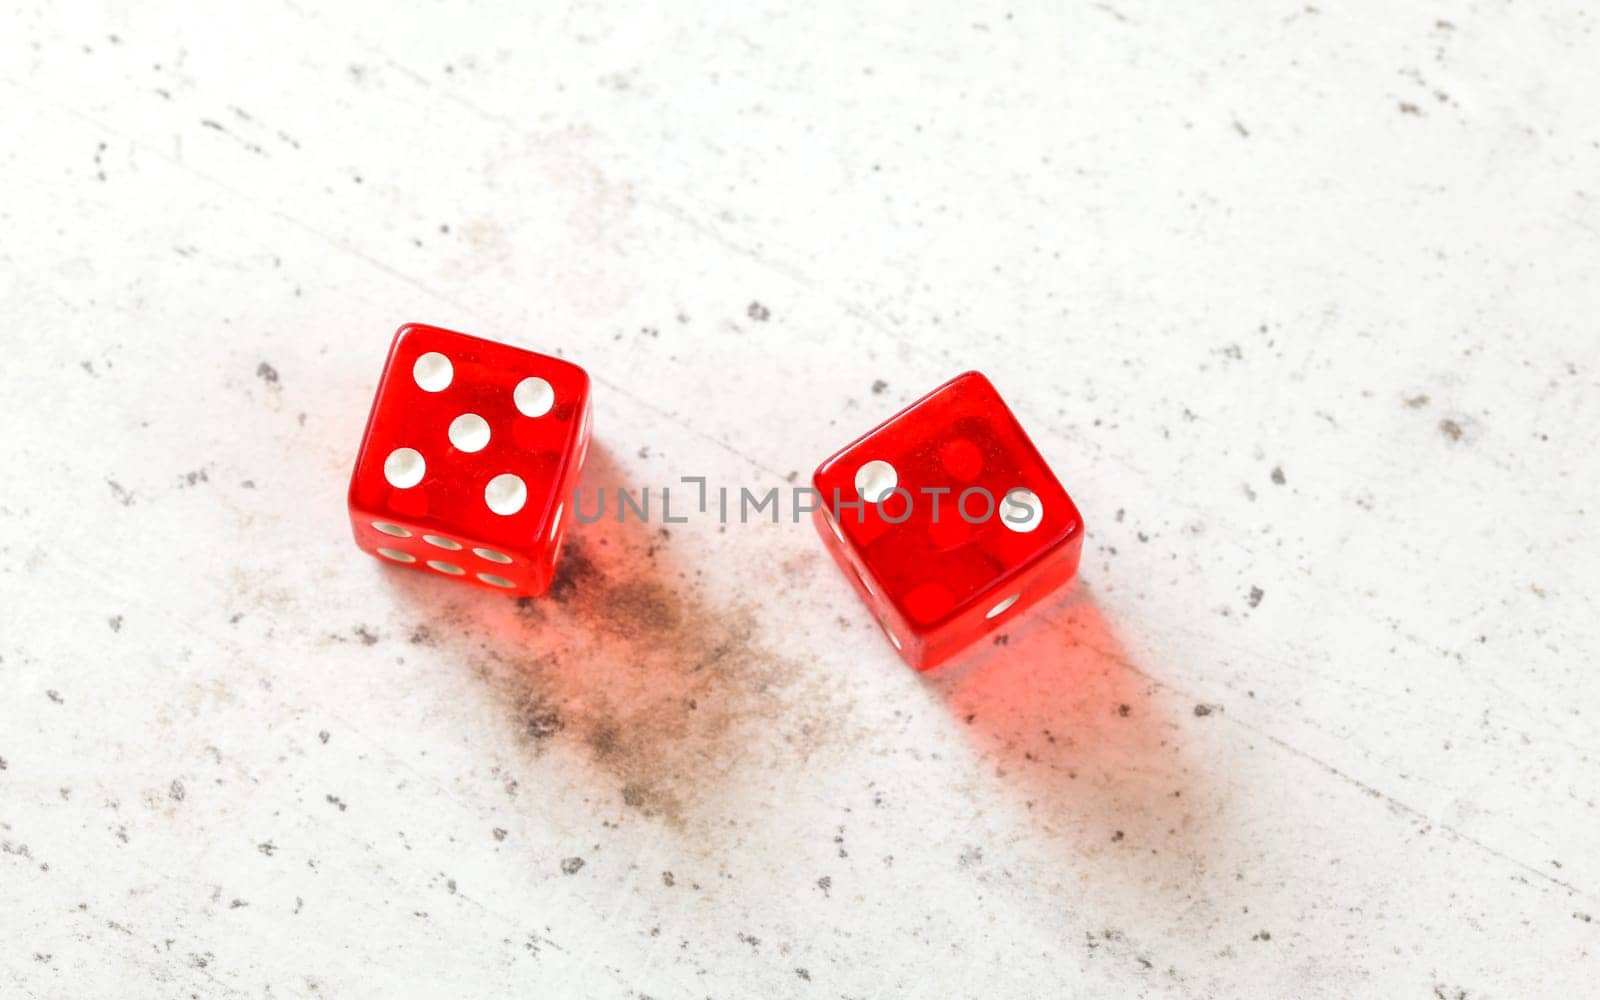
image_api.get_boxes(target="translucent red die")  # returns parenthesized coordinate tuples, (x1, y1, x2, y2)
(811, 371, 1085, 670)
(347, 323, 591, 596)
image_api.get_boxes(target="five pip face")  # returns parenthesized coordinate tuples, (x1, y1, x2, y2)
(348, 327, 1083, 668)
(347, 323, 592, 597)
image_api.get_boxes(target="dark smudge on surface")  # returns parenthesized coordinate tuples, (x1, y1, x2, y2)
(388, 445, 858, 835)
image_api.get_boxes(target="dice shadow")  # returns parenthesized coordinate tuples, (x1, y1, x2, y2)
(926, 585, 1218, 887)
(380, 441, 839, 838)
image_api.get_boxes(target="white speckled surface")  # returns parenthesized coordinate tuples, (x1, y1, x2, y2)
(2, 3, 1598, 997)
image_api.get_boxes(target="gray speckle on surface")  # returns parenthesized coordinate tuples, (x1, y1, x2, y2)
(2, 5, 1597, 999)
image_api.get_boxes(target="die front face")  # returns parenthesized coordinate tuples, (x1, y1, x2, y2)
(348, 324, 591, 596)
(812, 371, 1084, 670)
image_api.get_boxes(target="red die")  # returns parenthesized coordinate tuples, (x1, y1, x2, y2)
(811, 372, 1084, 670)
(347, 323, 591, 596)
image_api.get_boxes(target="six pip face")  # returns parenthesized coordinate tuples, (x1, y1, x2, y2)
(347, 323, 592, 597)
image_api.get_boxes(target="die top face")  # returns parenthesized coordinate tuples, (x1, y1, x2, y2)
(812, 371, 1082, 637)
(348, 324, 590, 560)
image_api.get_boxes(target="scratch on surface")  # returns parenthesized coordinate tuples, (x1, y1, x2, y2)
(1256, 729, 1592, 900)
(1066, 612, 1598, 903)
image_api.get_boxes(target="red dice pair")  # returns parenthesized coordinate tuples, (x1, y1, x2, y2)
(349, 325, 1083, 670)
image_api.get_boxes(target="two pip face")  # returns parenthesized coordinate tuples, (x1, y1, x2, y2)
(812, 372, 1084, 671)
(348, 326, 1082, 669)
